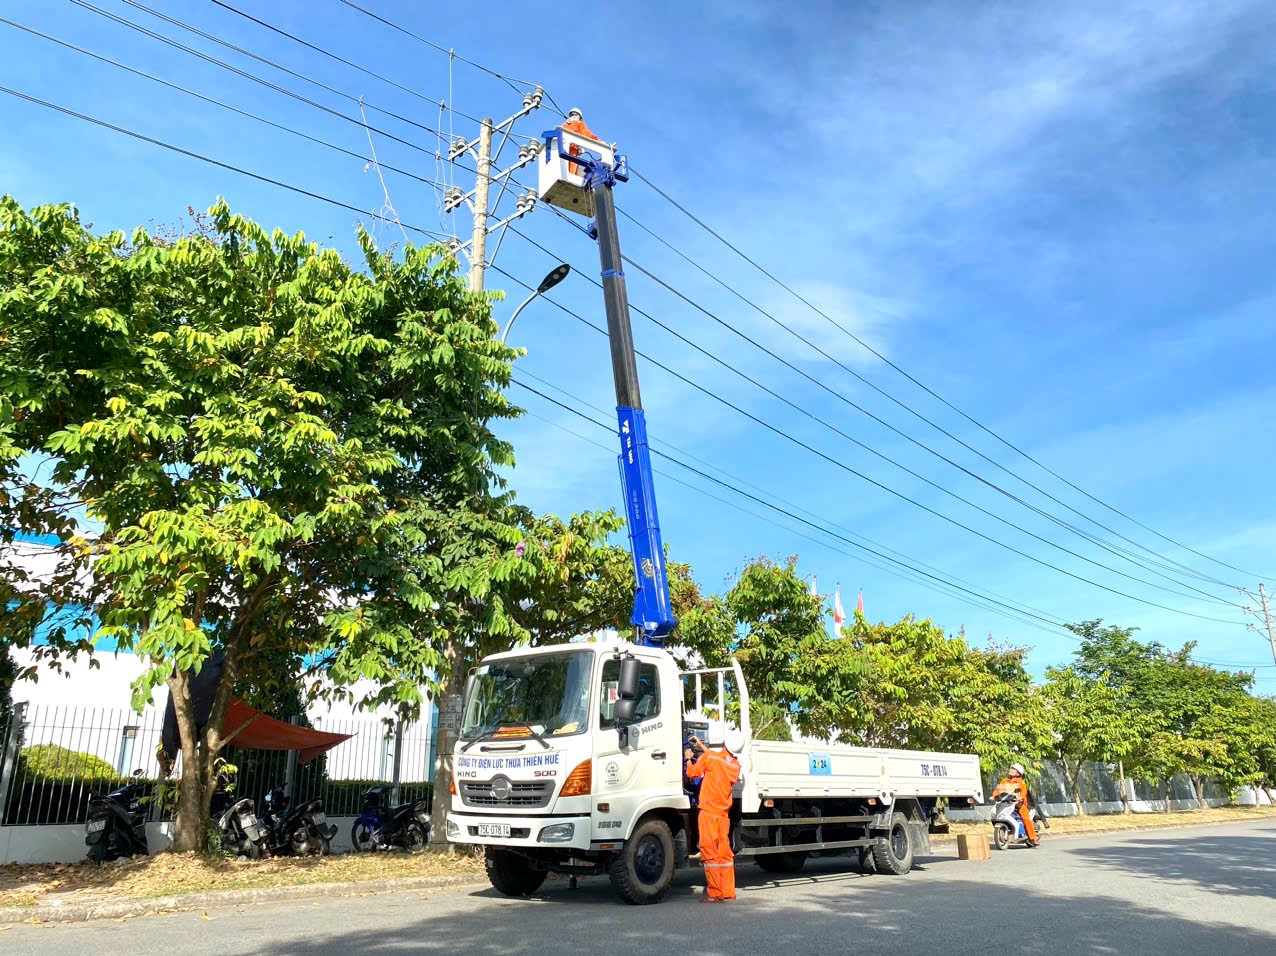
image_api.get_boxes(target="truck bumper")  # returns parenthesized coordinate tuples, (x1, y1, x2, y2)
(446, 813, 593, 852)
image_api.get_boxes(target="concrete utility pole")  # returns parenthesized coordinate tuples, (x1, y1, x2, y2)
(1260, 584, 1276, 666)
(469, 118, 493, 291)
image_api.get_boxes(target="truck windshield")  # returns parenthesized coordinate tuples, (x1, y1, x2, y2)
(459, 650, 594, 740)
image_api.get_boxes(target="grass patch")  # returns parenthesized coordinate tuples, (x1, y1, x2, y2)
(0, 848, 483, 910)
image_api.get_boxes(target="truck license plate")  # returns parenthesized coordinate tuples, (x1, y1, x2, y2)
(86, 819, 106, 833)
(477, 824, 510, 838)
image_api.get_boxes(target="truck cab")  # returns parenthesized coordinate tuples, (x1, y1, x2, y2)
(448, 637, 983, 904)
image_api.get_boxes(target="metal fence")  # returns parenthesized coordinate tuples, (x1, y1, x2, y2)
(0, 702, 436, 826)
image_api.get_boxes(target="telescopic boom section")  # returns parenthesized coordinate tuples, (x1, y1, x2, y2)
(585, 159, 676, 645)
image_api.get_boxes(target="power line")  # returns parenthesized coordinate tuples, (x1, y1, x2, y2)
(510, 375, 1076, 635)
(85, 0, 451, 141)
(517, 398, 1070, 640)
(514, 365, 1074, 631)
(487, 259, 1246, 626)
(206, 0, 529, 136)
(0, 18, 446, 190)
(627, 166, 1269, 583)
(335, 0, 566, 114)
(508, 223, 1242, 611)
(0, 85, 451, 243)
(612, 201, 1239, 593)
(6, 78, 1243, 629)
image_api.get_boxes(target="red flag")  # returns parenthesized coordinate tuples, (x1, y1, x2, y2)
(833, 586, 846, 631)
(857, 588, 864, 614)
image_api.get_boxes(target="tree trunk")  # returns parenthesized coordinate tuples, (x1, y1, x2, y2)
(1161, 777, 1171, 813)
(167, 641, 242, 854)
(1191, 775, 1207, 811)
(1062, 760, 1085, 816)
(429, 645, 468, 847)
(1118, 760, 1130, 814)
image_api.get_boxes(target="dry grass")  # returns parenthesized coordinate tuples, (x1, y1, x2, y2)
(941, 803, 1276, 842)
(0, 848, 484, 910)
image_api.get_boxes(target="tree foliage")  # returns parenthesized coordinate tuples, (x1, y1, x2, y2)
(0, 196, 525, 849)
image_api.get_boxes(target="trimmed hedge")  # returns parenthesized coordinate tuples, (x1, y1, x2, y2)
(20, 744, 119, 782)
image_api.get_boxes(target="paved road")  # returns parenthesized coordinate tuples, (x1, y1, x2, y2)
(7, 820, 1276, 955)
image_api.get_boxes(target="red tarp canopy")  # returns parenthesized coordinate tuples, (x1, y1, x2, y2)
(221, 699, 353, 765)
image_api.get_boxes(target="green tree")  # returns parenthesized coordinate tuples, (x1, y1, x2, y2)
(0, 197, 523, 851)
(946, 644, 1053, 778)
(1040, 666, 1140, 815)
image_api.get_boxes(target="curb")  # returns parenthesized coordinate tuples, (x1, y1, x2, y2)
(0, 871, 488, 926)
(930, 813, 1274, 847)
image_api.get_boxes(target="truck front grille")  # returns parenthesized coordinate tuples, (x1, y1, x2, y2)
(460, 779, 553, 808)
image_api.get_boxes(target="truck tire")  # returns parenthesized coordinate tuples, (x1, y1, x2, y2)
(871, 812, 913, 876)
(485, 848, 547, 897)
(609, 817, 675, 905)
(756, 851, 807, 874)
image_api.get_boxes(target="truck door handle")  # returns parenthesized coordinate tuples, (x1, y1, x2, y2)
(652, 751, 667, 760)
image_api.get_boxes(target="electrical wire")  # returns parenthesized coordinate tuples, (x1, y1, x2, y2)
(0, 18, 447, 190)
(627, 167, 1270, 582)
(486, 260, 1247, 626)
(336, 0, 565, 114)
(3, 78, 1248, 631)
(0, 86, 452, 243)
(509, 223, 1242, 610)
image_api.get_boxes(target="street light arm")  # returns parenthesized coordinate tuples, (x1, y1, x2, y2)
(500, 290, 540, 345)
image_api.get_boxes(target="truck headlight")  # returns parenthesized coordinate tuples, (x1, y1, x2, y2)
(538, 823, 575, 844)
(446, 818, 460, 839)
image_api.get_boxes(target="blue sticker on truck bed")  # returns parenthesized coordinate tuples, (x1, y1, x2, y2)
(808, 751, 831, 775)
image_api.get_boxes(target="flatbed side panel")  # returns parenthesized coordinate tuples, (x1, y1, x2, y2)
(745, 742, 982, 806)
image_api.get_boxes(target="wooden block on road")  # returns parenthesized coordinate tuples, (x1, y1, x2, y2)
(957, 833, 990, 861)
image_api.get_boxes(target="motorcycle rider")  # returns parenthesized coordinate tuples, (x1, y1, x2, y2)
(992, 763, 1044, 847)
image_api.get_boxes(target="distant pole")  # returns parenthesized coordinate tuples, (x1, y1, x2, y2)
(469, 118, 494, 291)
(1260, 584, 1276, 666)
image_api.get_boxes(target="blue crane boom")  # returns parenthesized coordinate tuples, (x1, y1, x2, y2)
(542, 130, 676, 646)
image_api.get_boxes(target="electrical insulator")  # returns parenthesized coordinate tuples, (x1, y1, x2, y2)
(448, 137, 470, 161)
(530, 87, 544, 108)
(443, 186, 464, 213)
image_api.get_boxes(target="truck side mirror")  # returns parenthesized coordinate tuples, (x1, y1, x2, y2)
(615, 656, 641, 725)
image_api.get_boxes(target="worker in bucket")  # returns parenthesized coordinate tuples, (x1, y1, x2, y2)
(561, 107, 600, 176)
(992, 763, 1043, 847)
(685, 722, 744, 902)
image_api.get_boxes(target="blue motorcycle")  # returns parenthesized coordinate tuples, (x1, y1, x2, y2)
(351, 786, 430, 852)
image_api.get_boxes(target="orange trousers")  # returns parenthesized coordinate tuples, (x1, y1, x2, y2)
(1018, 805, 1038, 843)
(698, 811, 736, 900)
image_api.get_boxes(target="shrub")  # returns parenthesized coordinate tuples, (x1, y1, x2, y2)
(20, 743, 121, 782)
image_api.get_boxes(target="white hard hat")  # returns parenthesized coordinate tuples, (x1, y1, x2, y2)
(724, 729, 746, 756)
(567, 107, 583, 119)
(1010, 763, 1025, 776)
(705, 720, 725, 747)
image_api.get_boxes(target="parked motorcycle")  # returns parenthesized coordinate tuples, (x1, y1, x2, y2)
(991, 791, 1048, 849)
(84, 770, 150, 862)
(351, 786, 430, 852)
(210, 773, 269, 859)
(260, 784, 337, 856)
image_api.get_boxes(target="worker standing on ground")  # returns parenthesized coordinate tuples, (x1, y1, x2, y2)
(561, 107, 600, 176)
(992, 763, 1039, 847)
(685, 723, 744, 902)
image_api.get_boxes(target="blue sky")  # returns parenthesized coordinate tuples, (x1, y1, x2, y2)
(3, 0, 1274, 687)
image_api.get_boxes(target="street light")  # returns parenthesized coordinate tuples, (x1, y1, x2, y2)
(500, 263, 571, 345)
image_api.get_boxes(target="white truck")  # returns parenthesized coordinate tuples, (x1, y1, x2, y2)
(447, 638, 984, 904)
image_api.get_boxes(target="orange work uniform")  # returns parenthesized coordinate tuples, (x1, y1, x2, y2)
(993, 776, 1037, 843)
(561, 118, 600, 176)
(686, 749, 741, 900)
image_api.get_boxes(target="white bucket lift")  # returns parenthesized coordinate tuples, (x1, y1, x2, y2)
(538, 127, 618, 218)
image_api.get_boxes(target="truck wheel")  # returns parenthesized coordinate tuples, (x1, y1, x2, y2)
(485, 848, 547, 897)
(871, 812, 914, 875)
(756, 851, 807, 874)
(856, 846, 877, 874)
(609, 818, 675, 905)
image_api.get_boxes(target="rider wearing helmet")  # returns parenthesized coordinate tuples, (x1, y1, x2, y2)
(560, 108, 600, 176)
(992, 763, 1041, 847)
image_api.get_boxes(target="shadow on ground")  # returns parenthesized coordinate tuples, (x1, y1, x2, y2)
(1066, 825, 1276, 901)
(245, 852, 1276, 956)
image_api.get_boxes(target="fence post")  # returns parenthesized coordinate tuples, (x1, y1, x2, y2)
(0, 701, 28, 825)
(283, 716, 300, 804)
(391, 719, 404, 806)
